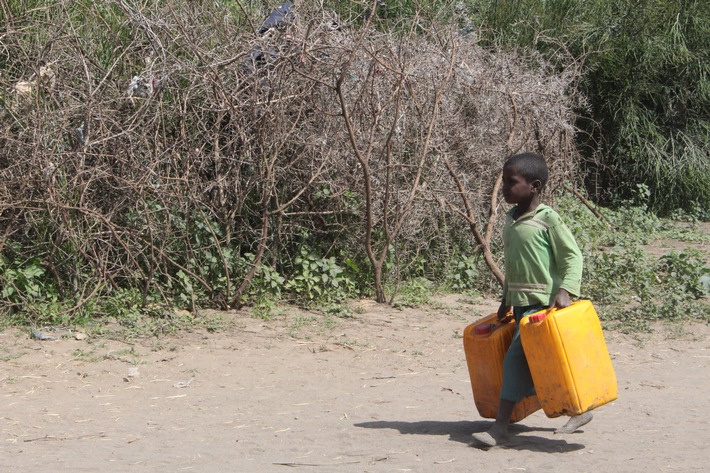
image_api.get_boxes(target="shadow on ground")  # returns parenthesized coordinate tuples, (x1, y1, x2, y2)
(354, 420, 586, 453)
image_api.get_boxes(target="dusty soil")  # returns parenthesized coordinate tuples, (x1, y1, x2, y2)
(2, 295, 709, 473)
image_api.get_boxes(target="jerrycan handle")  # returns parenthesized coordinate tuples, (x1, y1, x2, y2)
(498, 314, 514, 325)
(475, 311, 513, 336)
(497, 309, 514, 325)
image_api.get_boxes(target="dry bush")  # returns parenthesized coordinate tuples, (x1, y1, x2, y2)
(0, 0, 583, 316)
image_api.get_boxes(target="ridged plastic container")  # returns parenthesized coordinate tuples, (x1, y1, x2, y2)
(519, 300, 618, 418)
(463, 312, 540, 422)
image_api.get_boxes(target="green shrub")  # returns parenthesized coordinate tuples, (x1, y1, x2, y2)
(558, 193, 709, 329)
(391, 277, 433, 309)
(446, 255, 479, 291)
(656, 250, 710, 299)
(284, 248, 356, 307)
(465, 0, 710, 217)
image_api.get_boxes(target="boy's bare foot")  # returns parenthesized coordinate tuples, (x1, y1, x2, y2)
(470, 429, 508, 447)
(555, 412, 593, 434)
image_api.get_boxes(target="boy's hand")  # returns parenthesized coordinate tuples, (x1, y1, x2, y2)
(497, 302, 511, 321)
(551, 288, 572, 309)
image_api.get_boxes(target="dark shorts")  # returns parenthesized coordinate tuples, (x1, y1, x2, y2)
(500, 304, 544, 403)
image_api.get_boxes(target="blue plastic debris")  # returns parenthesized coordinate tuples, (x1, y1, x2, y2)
(257, 2, 294, 35)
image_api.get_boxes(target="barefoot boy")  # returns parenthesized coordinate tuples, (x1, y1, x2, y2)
(471, 152, 591, 447)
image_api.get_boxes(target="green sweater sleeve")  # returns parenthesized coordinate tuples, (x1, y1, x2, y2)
(547, 216, 583, 297)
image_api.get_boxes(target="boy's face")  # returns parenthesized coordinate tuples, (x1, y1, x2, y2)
(501, 164, 539, 204)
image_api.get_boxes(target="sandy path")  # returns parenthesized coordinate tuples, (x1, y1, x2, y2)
(2, 295, 709, 472)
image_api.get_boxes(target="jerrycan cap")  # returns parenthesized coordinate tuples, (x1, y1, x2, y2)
(527, 313, 547, 323)
(474, 323, 494, 335)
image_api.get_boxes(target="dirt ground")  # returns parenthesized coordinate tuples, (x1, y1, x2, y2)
(1, 294, 709, 473)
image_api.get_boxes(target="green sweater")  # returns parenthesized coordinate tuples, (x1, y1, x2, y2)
(502, 205, 583, 307)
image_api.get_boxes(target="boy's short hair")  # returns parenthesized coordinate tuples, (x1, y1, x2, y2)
(504, 152, 549, 189)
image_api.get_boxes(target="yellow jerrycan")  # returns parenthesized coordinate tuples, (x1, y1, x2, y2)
(519, 300, 618, 418)
(463, 312, 540, 422)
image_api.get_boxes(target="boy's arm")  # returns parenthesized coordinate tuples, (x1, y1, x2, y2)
(548, 215, 583, 306)
(497, 299, 510, 320)
(498, 280, 510, 320)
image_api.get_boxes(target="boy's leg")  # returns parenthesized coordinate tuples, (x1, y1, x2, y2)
(471, 399, 515, 447)
(555, 411, 593, 434)
(471, 305, 541, 447)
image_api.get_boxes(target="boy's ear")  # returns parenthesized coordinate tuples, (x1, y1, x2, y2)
(531, 179, 542, 193)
